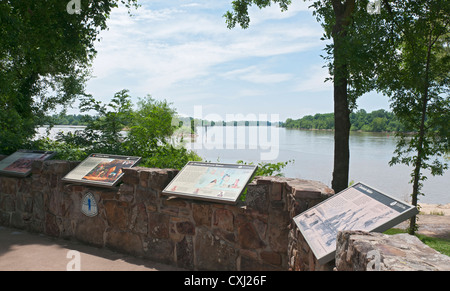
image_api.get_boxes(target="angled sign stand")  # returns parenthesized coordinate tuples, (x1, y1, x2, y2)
(0, 150, 56, 177)
(162, 161, 258, 205)
(62, 153, 141, 188)
(293, 182, 419, 265)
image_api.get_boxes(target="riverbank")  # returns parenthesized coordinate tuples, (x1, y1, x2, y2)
(395, 203, 450, 240)
(419, 203, 450, 216)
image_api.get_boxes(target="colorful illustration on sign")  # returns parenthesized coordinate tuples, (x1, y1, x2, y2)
(82, 159, 134, 183)
(162, 162, 257, 204)
(193, 168, 246, 195)
(1, 152, 54, 174)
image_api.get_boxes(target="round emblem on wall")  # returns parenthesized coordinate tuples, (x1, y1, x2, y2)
(81, 192, 98, 217)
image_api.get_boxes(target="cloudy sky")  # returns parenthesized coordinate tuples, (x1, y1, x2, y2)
(83, 0, 390, 121)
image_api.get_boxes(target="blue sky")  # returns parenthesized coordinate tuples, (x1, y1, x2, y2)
(83, 0, 390, 121)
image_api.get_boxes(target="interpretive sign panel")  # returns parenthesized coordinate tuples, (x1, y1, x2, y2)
(293, 182, 419, 265)
(162, 162, 258, 204)
(62, 153, 141, 188)
(0, 150, 56, 177)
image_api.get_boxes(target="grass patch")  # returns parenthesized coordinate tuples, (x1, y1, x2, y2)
(429, 211, 445, 216)
(384, 228, 450, 257)
(419, 210, 445, 216)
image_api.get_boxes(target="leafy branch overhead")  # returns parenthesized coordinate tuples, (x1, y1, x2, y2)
(0, 0, 138, 154)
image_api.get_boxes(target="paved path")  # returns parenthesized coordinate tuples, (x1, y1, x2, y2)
(0, 226, 183, 271)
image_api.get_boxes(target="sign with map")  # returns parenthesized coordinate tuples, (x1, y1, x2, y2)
(62, 153, 141, 187)
(293, 182, 419, 265)
(162, 162, 258, 204)
(0, 150, 56, 177)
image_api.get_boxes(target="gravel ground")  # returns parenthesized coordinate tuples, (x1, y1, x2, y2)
(395, 203, 450, 240)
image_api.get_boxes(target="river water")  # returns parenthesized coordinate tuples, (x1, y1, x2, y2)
(37, 126, 449, 204)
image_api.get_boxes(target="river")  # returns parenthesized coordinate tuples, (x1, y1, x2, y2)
(37, 125, 449, 204)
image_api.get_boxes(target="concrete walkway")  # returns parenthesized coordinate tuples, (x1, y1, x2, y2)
(0, 226, 183, 271)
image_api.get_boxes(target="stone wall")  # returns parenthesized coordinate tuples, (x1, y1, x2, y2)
(1, 157, 447, 271)
(335, 230, 450, 271)
(0, 158, 334, 271)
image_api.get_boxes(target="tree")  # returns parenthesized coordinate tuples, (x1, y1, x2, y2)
(224, 0, 382, 193)
(377, 0, 449, 234)
(45, 90, 201, 169)
(125, 95, 179, 159)
(0, 0, 139, 154)
(62, 89, 134, 154)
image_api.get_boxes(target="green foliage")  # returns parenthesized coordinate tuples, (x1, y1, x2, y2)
(237, 160, 293, 177)
(36, 90, 201, 170)
(0, 102, 35, 153)
(46, 114, 91, 126)
(284, 109, 405, 132)
(0, 0, 138, 155)
(224, 0, 391, 193)
(374, 0, 449, 234)
(378, 2, 449, 185)
(53, 90, 133, 155)
(224, 0, 292, 29)
(236, 159, 293, 201)
(125, 96, 178, 157)
(34, 137, 89, 162)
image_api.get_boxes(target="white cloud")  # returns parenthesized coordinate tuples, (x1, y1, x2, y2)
(84, 0, 355, 120)
(88, 2, 321, 98)
(247, 0, 312, 25)
(222, 66, 292, 84)
(292, 65, 333, 93)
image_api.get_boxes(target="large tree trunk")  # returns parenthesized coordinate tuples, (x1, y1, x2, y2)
(330, 0, 354, 193)
(332, 67, 351, 193)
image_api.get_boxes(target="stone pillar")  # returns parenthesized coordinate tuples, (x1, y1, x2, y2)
(285, 179, 335, 271)
(335, 230, 450, 271)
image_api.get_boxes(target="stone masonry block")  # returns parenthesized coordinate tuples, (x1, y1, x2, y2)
(336, 230, 450, 271)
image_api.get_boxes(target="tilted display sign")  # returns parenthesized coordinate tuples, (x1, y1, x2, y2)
(293, 182, 419, 265)
(162, 161, 258, 204)
(62, 153, 141, 188)
(0, 150, 56, 177)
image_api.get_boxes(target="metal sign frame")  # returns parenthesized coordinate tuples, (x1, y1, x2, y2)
(162, 161, 258, 204)
(0, 150, 56, 177)
(62, 153, 141, 188)
(293, 182, 419, 265)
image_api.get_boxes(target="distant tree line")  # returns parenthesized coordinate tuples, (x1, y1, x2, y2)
(47, 114, 92, 126)
(283, 109, 406, 132)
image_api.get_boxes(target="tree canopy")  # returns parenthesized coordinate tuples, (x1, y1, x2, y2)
(225, 0, 389, 192)
(0, 0, 138, 154)
(375, 0, 449, 234)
